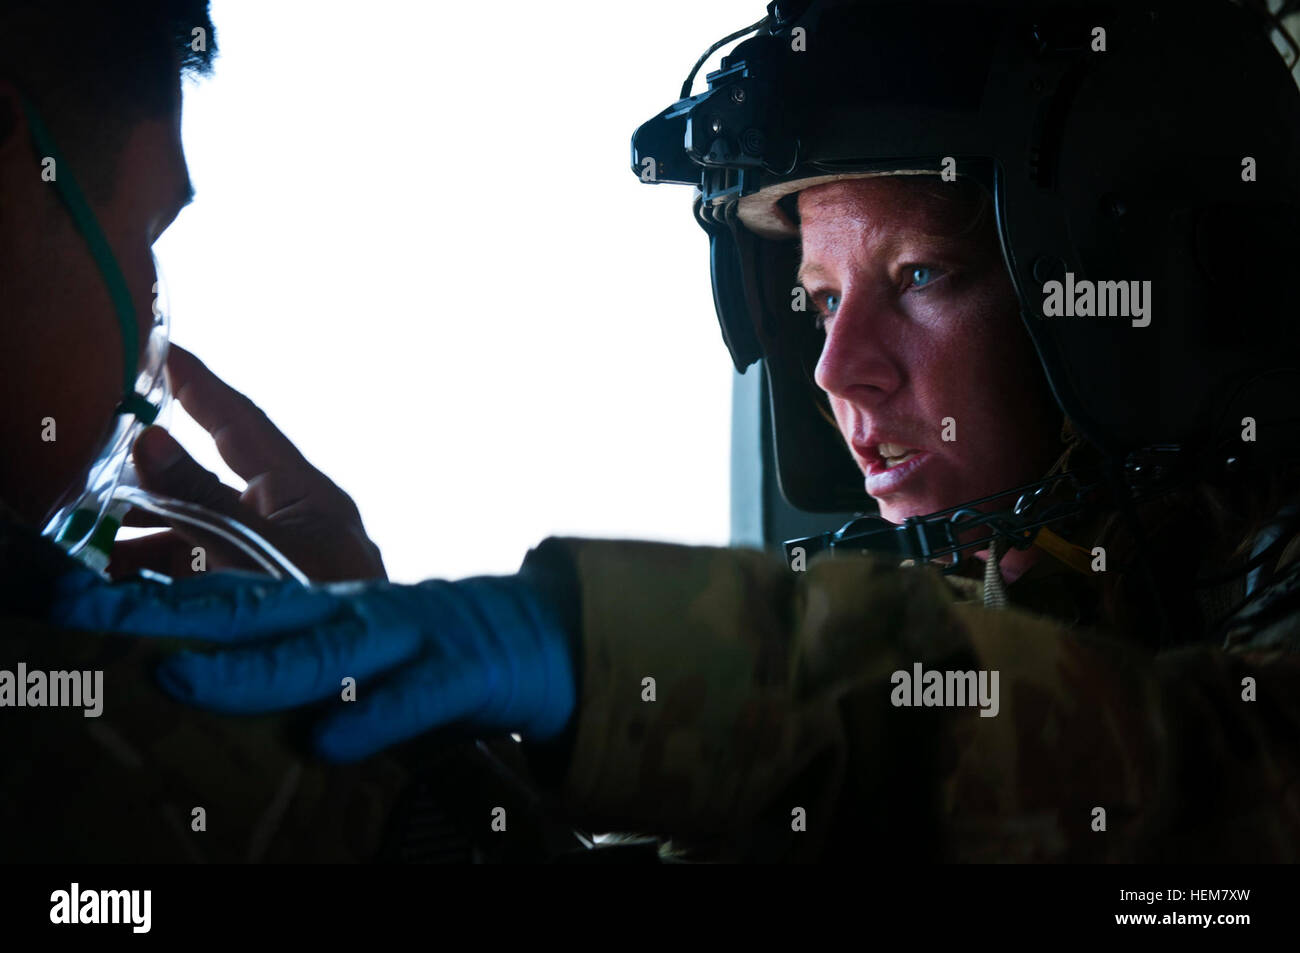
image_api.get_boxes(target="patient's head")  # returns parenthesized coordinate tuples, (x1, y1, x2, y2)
(0, 1, 215, 524)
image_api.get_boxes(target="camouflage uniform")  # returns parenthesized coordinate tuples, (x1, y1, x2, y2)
(7, 499, 1299, 862)
(523, 533, 1300, 862)
(0, 508, 414, 862)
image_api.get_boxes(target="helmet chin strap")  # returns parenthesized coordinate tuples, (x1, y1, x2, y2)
(19, 93, 160, 425)
(1020, 416, 1096, 575)
(783, 458, 1113, 575)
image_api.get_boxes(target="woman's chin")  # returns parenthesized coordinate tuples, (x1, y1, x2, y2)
(875, 497, 934, 525)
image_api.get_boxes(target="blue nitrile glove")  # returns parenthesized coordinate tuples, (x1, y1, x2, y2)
(50, 568, 578, 762)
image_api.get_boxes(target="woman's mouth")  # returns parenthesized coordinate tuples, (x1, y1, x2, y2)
(863, 444, 932, 497)
(877, 442, 921, 469)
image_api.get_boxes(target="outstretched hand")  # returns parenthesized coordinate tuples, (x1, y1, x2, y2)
(51, 568, 578, 763)
(109, 344, 386, 583)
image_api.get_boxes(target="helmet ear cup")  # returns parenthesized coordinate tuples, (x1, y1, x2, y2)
(1194, 203, 1300, 451)
(1018, 1, 1300, 457)
(1194, 203, 1300, 350)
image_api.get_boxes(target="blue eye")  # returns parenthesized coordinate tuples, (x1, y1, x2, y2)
(813, 292, 839, 331)
(910, 266, 937, 289)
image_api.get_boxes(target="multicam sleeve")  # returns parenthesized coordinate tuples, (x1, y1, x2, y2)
(523, 537, 1300, 862)
(940, 605, 1300, 862)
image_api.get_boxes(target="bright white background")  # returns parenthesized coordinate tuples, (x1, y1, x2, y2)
(154, 0, 761, 581)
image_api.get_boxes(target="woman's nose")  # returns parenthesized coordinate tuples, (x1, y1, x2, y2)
(812, 291, 902, 404)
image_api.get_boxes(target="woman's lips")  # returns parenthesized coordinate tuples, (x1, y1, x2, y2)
(864, 450, 933, 497)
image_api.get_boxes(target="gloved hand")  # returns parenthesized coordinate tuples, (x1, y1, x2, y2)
(50, 568, 578, 762)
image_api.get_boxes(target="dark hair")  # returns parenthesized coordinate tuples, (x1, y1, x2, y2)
(0, 0, 217, 197)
